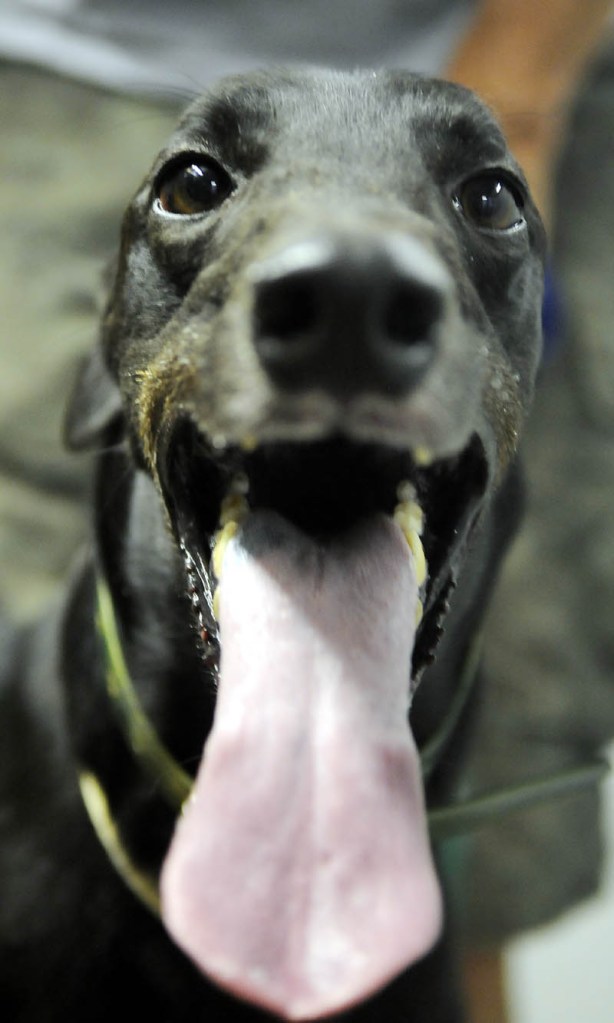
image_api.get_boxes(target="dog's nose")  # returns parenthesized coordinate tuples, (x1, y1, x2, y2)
(251, 235, 450, 397)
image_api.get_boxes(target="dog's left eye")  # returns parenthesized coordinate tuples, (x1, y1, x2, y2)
(454, 174, 524, 231)
(156, 157, 234, 216)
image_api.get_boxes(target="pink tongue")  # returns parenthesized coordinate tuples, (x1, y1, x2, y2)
(160, 512, 441, 1020)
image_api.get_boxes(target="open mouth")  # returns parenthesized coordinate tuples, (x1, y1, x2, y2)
(158, 416, 489, 1017)
(160, 420, 489, 683)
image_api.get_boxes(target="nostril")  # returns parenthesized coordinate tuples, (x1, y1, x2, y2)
(251, 234, 449, 396)
(383, 282, 444, 348)
(254, 272, 321, 344)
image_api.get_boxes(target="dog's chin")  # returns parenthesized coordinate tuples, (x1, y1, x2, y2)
(158, 418, 489, 682)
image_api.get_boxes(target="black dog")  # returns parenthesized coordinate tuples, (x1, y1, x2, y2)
(0, 69, 545, 1022)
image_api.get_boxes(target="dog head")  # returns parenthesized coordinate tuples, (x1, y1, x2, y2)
(70, 67, 544, 675)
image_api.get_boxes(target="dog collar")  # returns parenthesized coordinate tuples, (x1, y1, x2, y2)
(95, 575, 192, 809)
(82, 572, 608, 911)
(78, 768, 161, 915)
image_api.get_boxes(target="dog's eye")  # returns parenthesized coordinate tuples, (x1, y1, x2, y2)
(454, 174, 524, 231)
(156, 157, 234, 216)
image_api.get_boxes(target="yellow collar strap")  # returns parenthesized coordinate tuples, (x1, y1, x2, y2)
(95, 575, 192, 811)
(78, 769, 161, 916)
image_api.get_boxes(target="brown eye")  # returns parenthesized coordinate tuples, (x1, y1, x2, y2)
(156, 157, 234, 215)
(454, 174, 524, 231)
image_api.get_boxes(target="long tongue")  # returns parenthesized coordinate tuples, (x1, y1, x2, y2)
(161, 512, 441, 1020)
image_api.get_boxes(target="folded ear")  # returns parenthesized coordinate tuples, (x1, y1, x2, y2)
(64, 344, 124, 451)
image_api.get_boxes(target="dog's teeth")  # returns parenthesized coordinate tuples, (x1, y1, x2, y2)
(394, 498, 427, 587)
(211, 486, 250, 620)
(213, 489, 249, 579)
(415, 598, 424, 626)
(212, 521, 239, 580)
(212, 587, 221, 622)
(394, 496, 424, 538)
(413, 447, 434, 467)
(219, 492, 249, 528)
(407, 529, 427, 588)
(396, 479, 415, 504)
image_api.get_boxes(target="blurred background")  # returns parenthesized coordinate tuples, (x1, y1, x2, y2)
(1, 3, 613, 1020)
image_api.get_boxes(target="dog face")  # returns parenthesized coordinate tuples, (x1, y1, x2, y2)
(67, 69, 545, 1019)
(91, 69, 544, 678)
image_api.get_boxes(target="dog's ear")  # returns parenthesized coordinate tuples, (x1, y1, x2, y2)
(64, 344, 124, 451)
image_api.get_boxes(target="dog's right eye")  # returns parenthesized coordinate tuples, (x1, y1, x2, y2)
(453, 173, 525, 232)
(156, 157, 234, 216)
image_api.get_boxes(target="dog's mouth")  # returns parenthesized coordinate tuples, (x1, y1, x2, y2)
(161, 422, 489, 682)
(158, 421, 489, 1020)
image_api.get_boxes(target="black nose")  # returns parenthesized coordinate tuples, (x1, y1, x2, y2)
(251, 235, 450, 397)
